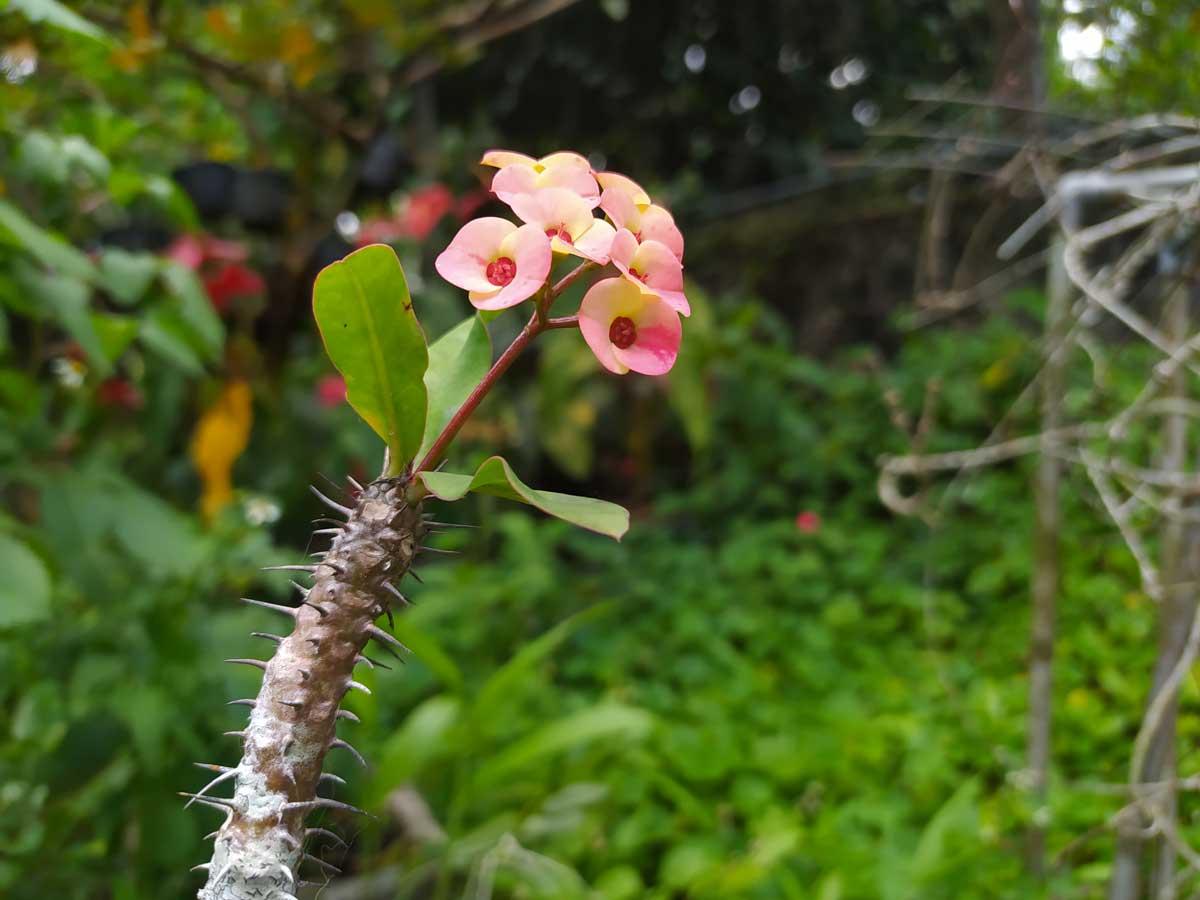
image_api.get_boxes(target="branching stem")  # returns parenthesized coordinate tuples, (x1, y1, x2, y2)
(412, 263, 593, 475)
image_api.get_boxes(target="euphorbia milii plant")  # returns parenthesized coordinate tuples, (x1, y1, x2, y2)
(192, 151, 687, 900)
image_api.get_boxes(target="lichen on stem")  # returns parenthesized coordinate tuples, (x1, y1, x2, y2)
(196, 478, 424, 900)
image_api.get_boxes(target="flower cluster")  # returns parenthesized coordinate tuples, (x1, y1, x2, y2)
(435, 150, 688, 375)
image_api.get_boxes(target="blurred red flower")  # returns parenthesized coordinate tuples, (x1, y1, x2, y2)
(795, 511, 821, 534)
(97, 378, 144, 410)
(167, 234, 248, 270)
(316, 375, 347, 407)
(204, 262, 266, 311)
(454, 189, 490, 222)
(401, 183, 455, 240)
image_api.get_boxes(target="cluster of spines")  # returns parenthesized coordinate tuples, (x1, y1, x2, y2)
(185, 476, 473, 898)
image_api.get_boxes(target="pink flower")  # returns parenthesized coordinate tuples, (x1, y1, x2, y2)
(435, 216, 552, 310)
(795, 511, 821, 534)
(203, 262, 265, 311)
(578, 277, 681, 376)
(316, 375, 347, 407)
(596, 171, 651, 207)
(600, 187, 684, 261)
(508, 188, 615, 263)
(609, 229, 689, 316)
(482, 150, 598, 206)
(167, 234, 248, 270)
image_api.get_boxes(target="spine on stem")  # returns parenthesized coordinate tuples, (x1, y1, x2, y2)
(195, 477, 424, 900)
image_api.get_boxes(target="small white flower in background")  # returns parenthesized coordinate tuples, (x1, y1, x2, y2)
(243, 495, 281, 526)
(51, 357, 86, 389)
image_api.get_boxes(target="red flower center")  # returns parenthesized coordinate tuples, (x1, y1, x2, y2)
(545, 225, 573, 245)
(609, 316, 637, 349)
(628, 267, 648, 282)
(486, 256, 516, 286)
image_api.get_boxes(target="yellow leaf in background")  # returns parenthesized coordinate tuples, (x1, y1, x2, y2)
(205, 8, 238, 42)
(127, 2, 153, 46)
(109, 47, 143, 73)
(280, 22, 320, 87)
(190, 380, 253, 522)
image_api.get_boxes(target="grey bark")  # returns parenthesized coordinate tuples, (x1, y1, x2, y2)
(1110, 284, 1199, 900)
(1025, 230, 1071, 876)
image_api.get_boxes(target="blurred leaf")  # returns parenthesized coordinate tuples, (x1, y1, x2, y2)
(139, 306, 204, 374)
(659, 838, 723, 890)
(390, 617, 464, 693)
(668, 281, 713, 454)
(373, 695, 461, 788)
(0, 199, 94, 279)
(313, 244, 428, 474)
(473, 704, 653, 788)
(98, 249, 158, 306)
(7, 0, 109, 41)
(18, 265, 111, 375)
(420, 456, 629, 540)
(91, 312, 139, 362)
(474, 603, 611, 722)
(0, 533, 51, 626)
(537, 334, 599, 479)
(419, 313, 491, 462)
(160, 262, 224, 361)
(911, 778, 980, 884)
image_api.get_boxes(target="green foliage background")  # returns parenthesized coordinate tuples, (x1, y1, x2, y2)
(1, 2, 1195, 898)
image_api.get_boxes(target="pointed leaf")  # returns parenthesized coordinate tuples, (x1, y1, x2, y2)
(98, 249, 159, 306)
(419, 314, 491, 461)
(419, 456, 629, 540)
(8, 0, 110, 41)
(160, 262, 224, 361)
(0, 199, 94, 280)
(473, 604, 611, 722)
(18, 266, 111, 376)
(473, 704, 653, 788)
(313, 244, 428, 473)
(0, 534, 52, 627)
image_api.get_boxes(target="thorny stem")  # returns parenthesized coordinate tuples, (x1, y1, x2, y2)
(412, 262, 593, 476)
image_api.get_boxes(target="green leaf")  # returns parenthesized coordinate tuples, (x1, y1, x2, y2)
(389, 618, 464, 694)
(160, 263, 224, 361)
(313, 245, 428, 473)
(0, 199, 95, 280)
(0, 534, 52, 627)
(91, 313, 139, 363)
(419, 456, 629, 540)
(372, 695, 461, 790)
(18, 266, 111, 376)
(474, 704, 653, 788)
(474, 604, 611, 721)
(7, 0, 109, 41)
(419, 314, 491, 461)
(98, 249, 159, 306)
(139, 307, 204, 375)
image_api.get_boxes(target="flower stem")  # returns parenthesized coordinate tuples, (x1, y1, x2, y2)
(412, 262, 594, 477)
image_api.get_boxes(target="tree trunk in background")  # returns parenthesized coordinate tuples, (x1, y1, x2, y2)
(1025, 229, 1070, 877)
(1110, 284, 1198, 900)
(988, 0, 1044, 119)
(1145, 285, 1199, 900)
